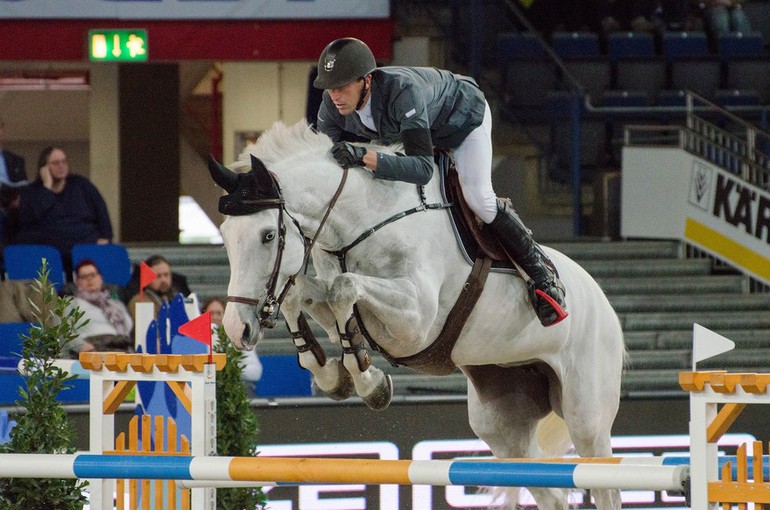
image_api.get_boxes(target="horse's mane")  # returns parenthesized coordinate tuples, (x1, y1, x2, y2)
(233, 120, 402, 172)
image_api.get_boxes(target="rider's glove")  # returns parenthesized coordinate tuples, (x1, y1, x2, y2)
(331, 142, 367, 168)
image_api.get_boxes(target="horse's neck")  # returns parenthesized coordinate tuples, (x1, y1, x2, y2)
(284, 164, 435, 252)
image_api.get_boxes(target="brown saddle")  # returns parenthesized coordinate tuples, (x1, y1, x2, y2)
(438, 150, 515, 270)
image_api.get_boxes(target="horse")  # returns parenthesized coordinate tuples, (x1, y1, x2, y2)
(208, 120, 625, 510)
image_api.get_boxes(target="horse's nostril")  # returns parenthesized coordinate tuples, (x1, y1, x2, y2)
(242, 323, 251, 341)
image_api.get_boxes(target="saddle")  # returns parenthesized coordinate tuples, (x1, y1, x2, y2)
(436, 150, 516, 271)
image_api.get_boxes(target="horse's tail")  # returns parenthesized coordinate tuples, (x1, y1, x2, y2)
(536, 411, 572, 457)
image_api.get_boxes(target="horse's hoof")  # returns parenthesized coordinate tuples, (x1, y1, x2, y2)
(324, 363, 355, 401)
(363, 374, 393, 411)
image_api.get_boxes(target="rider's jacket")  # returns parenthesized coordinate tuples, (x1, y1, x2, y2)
(316, 66, 486, 185)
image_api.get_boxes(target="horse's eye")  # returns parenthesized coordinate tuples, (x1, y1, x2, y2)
(263, 230, 276, 243)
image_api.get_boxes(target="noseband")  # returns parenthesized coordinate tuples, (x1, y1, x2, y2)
(227, 167, 350, 329)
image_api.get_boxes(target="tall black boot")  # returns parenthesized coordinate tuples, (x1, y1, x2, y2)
(488, 200, 568, 327)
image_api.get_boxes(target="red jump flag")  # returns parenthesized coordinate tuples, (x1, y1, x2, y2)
(178, 311, 213, 362)
(139, 261, 157, 301)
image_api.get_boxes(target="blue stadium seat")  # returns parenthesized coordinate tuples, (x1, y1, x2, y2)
(255, 355, 312, 398)
(71, 243, 132, 286)
(0, 322, 30, 358)
(552, 31, 600, 58)
(714, 89, 761, 108)
(553, 32, 610, 101)
(498, 32, 554, 109)
(607, 32, 655, 60)
(717, 32, 765, 59)
(3, 244, 66, 290)
(662, 31, 710, 60)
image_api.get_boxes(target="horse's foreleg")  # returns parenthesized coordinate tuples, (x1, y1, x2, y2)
(282, 279, 353, 401)
(325, 273, 427, 411)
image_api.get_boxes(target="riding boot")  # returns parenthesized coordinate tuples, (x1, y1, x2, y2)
(488, 200, 568, 327)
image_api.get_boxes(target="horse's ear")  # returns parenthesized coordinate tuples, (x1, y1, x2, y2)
(250, 155, 275, 195)
(207, 154, 239, 193)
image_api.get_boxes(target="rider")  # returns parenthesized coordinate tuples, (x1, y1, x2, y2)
(313, 37, 567, 327)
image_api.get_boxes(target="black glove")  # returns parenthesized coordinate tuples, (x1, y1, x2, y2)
(331, 142, 367, 168)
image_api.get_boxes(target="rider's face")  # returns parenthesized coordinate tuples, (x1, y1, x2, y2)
(327, 77, 368, 116)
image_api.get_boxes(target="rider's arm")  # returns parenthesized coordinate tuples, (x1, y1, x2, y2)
(367, 128, 434, 185)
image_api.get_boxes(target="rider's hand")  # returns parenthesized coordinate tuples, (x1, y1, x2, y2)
(331, 142, 367, 168)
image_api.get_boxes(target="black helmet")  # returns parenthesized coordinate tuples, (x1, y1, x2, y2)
(313, 38, 376, 89)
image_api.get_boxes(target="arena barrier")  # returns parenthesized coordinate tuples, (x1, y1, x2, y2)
(3, 325, 770, 510)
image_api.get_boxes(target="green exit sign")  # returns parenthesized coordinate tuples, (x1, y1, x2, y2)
(89, 29, 148, 62)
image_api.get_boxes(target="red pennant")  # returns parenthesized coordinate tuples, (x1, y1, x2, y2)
(178, 311, 212, 346)
(139, 262, 156, 301)
(178, 312, 214, 363)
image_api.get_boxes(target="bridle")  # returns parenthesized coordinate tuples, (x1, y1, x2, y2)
(227, 167, 350, 329)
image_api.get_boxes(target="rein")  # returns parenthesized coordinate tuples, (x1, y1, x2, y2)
(227, 168, 350, 328)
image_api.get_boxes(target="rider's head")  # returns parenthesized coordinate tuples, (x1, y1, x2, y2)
(313, 38, 376, 115)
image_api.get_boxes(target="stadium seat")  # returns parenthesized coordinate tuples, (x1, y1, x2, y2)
(553, 32, 610, 102)
(71, 243, 132, 286)
(3, 244, 66, 290)
(606, 31, 655, 60)
(0, 322, 29, 358)
(662, 31, 709, 60)
(608, 32, 664, 100)
(717, 32, 765, 59)
(498, 32, 554, 109)
(255, 355, 312, 398)
(552, 31, 600, 58)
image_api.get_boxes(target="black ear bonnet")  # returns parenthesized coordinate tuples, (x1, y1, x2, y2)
(208, 154, 282, 216)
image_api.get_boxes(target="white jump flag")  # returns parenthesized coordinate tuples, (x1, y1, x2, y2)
(692, 323, 735, 369)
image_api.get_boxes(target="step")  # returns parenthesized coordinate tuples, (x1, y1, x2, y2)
(548, 240, 681, 260)
(625, 329, 770, 350)
(581, 258, 711, 278)
(598, 275, 745, 295)
(609, 293, 770, 313)
(620, 311, 770, 331)
(127, 245, 229, 267)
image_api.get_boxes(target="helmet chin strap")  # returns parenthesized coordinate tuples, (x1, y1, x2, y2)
(355, 76, 370, 111)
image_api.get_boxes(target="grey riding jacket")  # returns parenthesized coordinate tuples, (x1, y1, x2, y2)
(316, 66, 486, 185)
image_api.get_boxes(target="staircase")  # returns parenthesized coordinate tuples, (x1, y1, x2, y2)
(127, 239, 770, 400)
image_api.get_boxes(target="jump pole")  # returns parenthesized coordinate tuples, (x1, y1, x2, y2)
(0, 453, 689, 492)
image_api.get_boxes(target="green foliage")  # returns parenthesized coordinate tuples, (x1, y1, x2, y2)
(0, 261, 87, 509)
(214, 325, 266, 509)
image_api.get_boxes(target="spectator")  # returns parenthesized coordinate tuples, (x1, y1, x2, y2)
(0, 116, 27, 250)
(204, 296, 262, 384)
(4, 146, 112, 274)
(0, 116, 26, 187)
(64, 259, 133, 358)
(704, 0, 751, 41)
(127, 255, 188, 322)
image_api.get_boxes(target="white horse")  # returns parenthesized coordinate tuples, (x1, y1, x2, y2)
(209, 120, 625, 510)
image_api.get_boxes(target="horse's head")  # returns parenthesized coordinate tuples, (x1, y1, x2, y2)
(208, 154, 306, 350)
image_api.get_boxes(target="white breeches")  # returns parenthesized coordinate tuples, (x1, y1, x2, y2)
(453, 102, 498, 224)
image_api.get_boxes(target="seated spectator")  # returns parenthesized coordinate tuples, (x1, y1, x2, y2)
(127, 255, 189, 322)
(0, 116, 27, 264)
(704, 0, 751, 41)
(204, 296, 262, 384)
(64, 259, 133, 358)
(4, 146, 112, 274)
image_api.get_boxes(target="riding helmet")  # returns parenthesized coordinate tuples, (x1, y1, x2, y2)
(313, 38, 376, 90)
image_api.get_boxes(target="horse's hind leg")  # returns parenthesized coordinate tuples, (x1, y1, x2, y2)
(463, 365, 568, 510)
(559, 365, 623, 510)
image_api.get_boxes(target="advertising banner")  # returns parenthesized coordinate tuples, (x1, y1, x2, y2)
(622, 147, 770, 285)
(0, 0, 390, 20)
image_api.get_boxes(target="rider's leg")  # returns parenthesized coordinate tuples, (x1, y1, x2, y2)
(454, 103, 567, 327)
